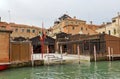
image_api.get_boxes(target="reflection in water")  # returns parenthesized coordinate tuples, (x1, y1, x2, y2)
(0, 61, 120, 79)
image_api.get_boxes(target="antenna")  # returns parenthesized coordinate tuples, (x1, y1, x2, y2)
(8, 10, 11, 23)
(118, 12, 120, 26)
(66, 11, 68, 14)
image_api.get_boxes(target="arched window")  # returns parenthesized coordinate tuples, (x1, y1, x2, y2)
(114, 29, 116, 35)
(108, 30, 111, 35)
(81, 27, 83, 30)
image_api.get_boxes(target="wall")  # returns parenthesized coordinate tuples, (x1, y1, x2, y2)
(10, 42, 32, 62)
(105, 34, 120, 55)
(0, 30, 11, 63)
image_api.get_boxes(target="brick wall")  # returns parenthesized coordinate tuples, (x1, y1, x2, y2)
(105, 34, 120, 55)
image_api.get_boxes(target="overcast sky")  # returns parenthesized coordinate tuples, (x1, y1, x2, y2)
(0, 0, 120, 28)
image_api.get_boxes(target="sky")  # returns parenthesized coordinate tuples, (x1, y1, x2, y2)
(0, 0, 120, 28)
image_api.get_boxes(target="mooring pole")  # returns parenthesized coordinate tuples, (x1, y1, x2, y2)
(77, 44, 80, 64)
(108, 47, 111, 61)
(47, 45, 49, 65)
(60, 45, 63, 64)
(111, 48, 113, 61)
(31, 44, 34, 67)
(94, 45, 97, 62)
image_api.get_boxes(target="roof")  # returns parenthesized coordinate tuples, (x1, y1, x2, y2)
(13, 37, 26, 41)
(30, 35, 55, 45)
(87, 24, 101, 30)
(59, 14, 72, 20)
(65, 17, 86, 22)
(56, 32, 71, 38)
(9, 23, 42, 29)
(0, 29, 12, 33)
(112, 15, 120, 19)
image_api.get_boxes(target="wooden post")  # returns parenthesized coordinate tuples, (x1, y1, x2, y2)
(56, 42, 59, 53)
(111, 48, 113, 61)
(94, 45, 97, 62)
(77, 45, 80, 64)
(60, 45, 63, 64)
(31, 44, 34, 67)
(41, 39, 44, 60)
(47, 45, 49, 65)
(108, 47, 111, 61)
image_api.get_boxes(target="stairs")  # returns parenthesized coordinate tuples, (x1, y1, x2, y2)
(44, 55, 64, 63)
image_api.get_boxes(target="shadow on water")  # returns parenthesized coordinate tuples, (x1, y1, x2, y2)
(0, 61, 120, 79)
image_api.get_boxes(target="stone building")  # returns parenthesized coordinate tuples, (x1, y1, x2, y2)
(0, 22, 44, 40)
(9, 23, 42, 39)
(48, 14, 99, 38)
(96, 14, 120, 37)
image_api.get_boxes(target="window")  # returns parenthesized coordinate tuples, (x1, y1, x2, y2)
(15, 28, 18, 32)
(32, 30, 35, 33)
(27, 29, 30, 33)
(114, 29, 116, 35)
(112, 19, 116, 23)
(108, 30, 111, 35)
(81, 27, 83, 30)
(1, 26, 6, 29)
(22, 29, 24, 32)
(72, 27, 75, 30)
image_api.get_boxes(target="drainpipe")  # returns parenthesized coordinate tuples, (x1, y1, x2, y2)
(118, 12, 120, 37)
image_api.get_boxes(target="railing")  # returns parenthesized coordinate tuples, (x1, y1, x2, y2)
(44, 54, 62, 62)
(31, 54, 42, 60)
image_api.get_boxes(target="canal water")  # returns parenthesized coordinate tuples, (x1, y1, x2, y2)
(0, 61, 120, 79)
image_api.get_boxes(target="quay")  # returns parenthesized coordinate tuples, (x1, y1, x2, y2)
(9, 53, 90, 68)
(32, 53, 90, 65)
(7, 53, 120, 68)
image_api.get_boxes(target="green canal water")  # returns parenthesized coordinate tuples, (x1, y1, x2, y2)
(0, 61, 120, 79)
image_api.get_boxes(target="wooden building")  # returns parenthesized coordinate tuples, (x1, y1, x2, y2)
(57, 33, 120, 61)
(55, 32, 71, 53)
(30, 35, 55, 53)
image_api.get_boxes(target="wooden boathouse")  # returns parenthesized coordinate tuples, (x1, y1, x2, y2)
(56, 33, 120, 61)
(30, 35, 55, 53)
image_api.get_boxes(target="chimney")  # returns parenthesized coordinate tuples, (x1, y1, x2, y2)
(73, 16, 76, 19)
(90, 21, 92, 25)
(103, 22, 105, 25)
(0, 17, 1, 22)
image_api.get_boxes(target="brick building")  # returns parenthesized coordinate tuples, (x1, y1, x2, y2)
(0, 30, 12, 63)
